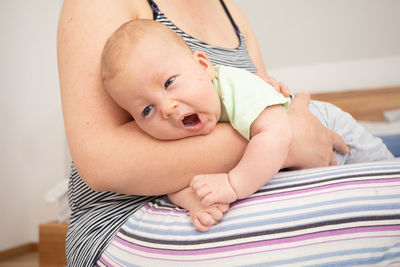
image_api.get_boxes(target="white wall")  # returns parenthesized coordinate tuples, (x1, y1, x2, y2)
(234, 0, 400, 92)
(1, 0, 399, 252)
(0, 0, 67, 251)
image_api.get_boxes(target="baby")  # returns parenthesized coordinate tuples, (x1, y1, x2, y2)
(101, 19, 394, 231)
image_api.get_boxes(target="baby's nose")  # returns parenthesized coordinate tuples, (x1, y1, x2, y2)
(161, 100, 179, 119)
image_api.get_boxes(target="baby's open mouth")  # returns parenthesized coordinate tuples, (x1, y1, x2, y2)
(182, 113, 200, 127)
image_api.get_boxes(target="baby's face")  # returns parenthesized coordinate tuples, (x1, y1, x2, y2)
(107, 37, 221, 140)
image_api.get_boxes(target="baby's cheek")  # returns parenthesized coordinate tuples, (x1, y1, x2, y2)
(203, 122, 217, 135)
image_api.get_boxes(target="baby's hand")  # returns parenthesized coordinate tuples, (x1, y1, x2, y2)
(191, 204, 229, 232)
(191, 173, 237, 207)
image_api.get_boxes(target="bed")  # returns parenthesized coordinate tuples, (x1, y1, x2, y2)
(96, 88, 400, 266)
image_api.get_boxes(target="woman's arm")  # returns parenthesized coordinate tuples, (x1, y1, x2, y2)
(58, 0, 247, 195)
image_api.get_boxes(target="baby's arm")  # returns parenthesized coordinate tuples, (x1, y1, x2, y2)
(192, 105, 292, 205)
(168, 188, 229, 232)
(229, 105, 292, 199)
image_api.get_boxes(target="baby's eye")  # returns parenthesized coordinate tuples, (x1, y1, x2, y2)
(164, 77, 175, 89)
(142, 105, 154, 116)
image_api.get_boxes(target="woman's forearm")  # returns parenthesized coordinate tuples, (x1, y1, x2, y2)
(72, 121, 247, 196)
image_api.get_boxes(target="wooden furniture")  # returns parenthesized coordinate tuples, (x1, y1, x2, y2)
(39, 222, 68, 267)
(0, 243, 38, 262)
(311, 87, 400, 121)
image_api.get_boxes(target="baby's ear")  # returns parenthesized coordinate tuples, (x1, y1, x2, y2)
(192, 51, 215, 80)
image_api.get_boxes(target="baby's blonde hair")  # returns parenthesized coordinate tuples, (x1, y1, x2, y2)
(101, 19, 192, 87)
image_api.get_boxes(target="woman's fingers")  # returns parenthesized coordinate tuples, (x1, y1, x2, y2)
(279, 82, 291, 97)
(331, 130, 349, 155)
(329, 151, 338, 166)
(255, 73, 291, 97)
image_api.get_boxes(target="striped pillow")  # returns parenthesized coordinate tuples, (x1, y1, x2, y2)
(99, 160, 400, 266)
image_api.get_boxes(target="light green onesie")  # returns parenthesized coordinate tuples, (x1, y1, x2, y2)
(213, 65, 291, 140)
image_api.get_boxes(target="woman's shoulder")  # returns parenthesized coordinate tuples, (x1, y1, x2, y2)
(60, 0, 152, 23)
(57, 0, 153, 77)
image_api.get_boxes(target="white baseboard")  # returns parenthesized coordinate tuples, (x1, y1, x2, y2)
(268, 56, 400, 94)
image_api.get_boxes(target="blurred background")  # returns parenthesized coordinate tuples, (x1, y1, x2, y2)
(0, 0, 399, 253)
(235, 0, 400, 92)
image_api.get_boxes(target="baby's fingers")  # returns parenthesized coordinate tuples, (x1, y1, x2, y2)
(201, 193, 218, 207)
(192, 185, 212, 201)
(190, 175, 207, 190)
(191, 175, 212, 200)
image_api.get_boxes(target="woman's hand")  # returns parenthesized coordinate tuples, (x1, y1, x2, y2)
(255, 72, 291, 97)
(284, 92, 349, 169)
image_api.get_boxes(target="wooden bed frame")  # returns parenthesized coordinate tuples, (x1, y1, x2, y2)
(311, 87, 400, 121)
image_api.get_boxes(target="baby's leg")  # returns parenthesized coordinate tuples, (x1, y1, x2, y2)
(191, 173, 238, 207)
(168, 188, 229, 232)
(309, 100, 394, 164)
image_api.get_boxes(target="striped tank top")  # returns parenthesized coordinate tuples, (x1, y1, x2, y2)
(66, 1, 257, 266)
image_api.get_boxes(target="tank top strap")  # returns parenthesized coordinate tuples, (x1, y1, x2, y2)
(219, 0, 240, 35)
(147, 0, 160, 20)
(147, 0, 240, 35)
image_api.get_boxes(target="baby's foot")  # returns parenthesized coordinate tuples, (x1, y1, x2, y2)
(191, 173, 237, 207)
(191, 204, 229, 232)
